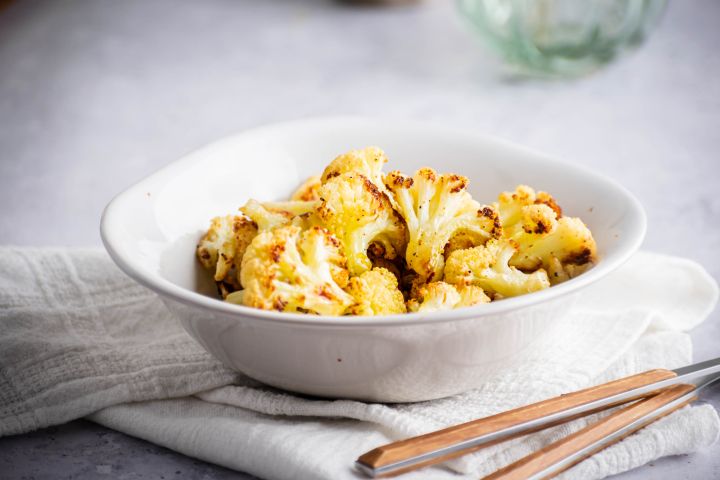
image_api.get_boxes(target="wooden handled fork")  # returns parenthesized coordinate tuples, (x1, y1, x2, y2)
(355, 357, 720, 478)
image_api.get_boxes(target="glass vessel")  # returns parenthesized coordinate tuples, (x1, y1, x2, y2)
(457, 0, 668, 77)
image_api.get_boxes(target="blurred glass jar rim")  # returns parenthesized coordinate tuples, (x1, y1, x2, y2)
(457, 0, 668, 77)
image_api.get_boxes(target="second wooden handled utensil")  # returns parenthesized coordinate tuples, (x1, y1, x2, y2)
(355, 357, 720, 478)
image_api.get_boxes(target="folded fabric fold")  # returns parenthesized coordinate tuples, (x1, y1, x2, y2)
(0, 248, 239, 437)
(1, 247, 718, 480)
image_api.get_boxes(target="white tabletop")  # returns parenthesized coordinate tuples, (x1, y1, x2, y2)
(0, 0, 718, 478)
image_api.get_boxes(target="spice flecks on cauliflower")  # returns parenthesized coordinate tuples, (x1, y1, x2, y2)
(384, 168, 501, 281)
(321, 146, 388, 189)
(407, 281, 460, 312)
(520, 204, 558, 235)
(498, 185, 596, 283)
(497, 185, 562, 234)
(444, 238, 550, 298)
(510, 216, 597, 280)
(240, 225, 354, 315)
(290, 175, 322, 201)
(345, 268, 406, 315)
(407, 282, 490, 312)
(196, 215, 258, 291)
(315, 172, 407, 276)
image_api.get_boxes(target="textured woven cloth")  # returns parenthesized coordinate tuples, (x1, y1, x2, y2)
(0, 247, 718, 480)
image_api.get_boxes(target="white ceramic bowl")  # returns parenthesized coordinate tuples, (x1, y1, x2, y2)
(101, 117, 646, 402)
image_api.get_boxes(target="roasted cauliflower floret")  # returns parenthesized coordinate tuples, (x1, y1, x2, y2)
(196, 215, 258, 291)
(240, 225, 354, 315)
(519, 204, 559, 235)
(497, 185, 596, 284)
(240, 199, 317, 231)
(290, 175, 322, 201)
(457, 284, 492, 307)
(445, 231, 483, 259)
(510, 216, 597, 282)
(384, 168, 501, 281)
(321, 146, 388, 189)
(444, 239, 550, 298)
(345, 268, 406, 316)
(315, 172, 407, 276)
(407, 281, 459, 312)
(407, 282, 490, 312)
(497, 185, 562, 234)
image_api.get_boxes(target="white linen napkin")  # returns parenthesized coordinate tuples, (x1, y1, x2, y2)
(1, 247, 718, 480)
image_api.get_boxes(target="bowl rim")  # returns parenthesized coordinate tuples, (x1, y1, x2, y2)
(100, 116, 646, 327)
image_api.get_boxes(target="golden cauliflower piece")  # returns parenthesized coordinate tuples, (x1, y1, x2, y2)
(444, 231, 483, 259)
(315, 172, 407, 276)
(407, 282, 490, 312)
(345, 268, 406, 316)
(240, 199, 317, 231)
(457, 284, 492, 307)
(290, 175, 322, 201)
(444, 238, 550, 298)
(510, 216, 597, 283)
(384, 168, 501, 281)
(497, 185, 562, 234)
(498, 185, 596, 284)
(321, 146, 388, 189)
(196, 215, 258, 290)
(519, 204, 559, 235)
(240, 225, 354, 315)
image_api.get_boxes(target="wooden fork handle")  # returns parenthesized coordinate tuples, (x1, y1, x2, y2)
(357, 369, 677, 477)
(481, 383, 697, 480)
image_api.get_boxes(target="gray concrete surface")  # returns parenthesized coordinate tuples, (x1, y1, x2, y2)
(0, 0, 718, 479)
(0, 420, 259, 480)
